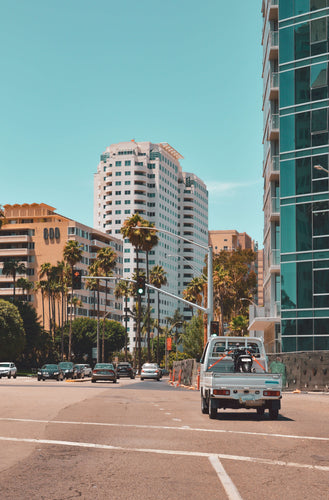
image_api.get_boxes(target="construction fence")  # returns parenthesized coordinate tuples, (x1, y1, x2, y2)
(172, 351, 329, 392)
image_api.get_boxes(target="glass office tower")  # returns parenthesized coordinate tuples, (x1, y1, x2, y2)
(257, 0, 329, 352)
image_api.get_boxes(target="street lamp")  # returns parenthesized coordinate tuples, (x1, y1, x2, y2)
(314, 164, 329, 173)
(240, 297, 258, 307)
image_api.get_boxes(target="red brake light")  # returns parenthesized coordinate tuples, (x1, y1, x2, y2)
(213, 389, 230, 396)
(263, 390, 280, 397)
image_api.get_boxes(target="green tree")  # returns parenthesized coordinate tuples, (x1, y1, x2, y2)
(15, 301, 55, 369)
(182, 276, 205, 317)
(229, 315, 249, 336)
(114, 280, 133, 361)
(2, 258, 27, 301)
(95, 246, 117, 362)
(180, 315, 204, 360)
(0, 299, 26, 359)
(63, 240, 83, 360)
(17, 277, 34, 300)
(63, 317, 125, 362)
(149, 265, 167, 364)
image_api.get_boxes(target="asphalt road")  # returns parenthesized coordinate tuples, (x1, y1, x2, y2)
(0, 376, 328, 500)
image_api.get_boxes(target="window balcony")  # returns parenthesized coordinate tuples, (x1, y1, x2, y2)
(269, 31, 278, 60)
(269, 0, 278, 21)
(270, 196, 280, 220)
(269, 72, 279, 100)
(268, 113, 279, 141)
(269, 155, 280, 181)
(270, 249, 280, 272)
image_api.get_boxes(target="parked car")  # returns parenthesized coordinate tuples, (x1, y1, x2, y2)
(82, 364, 92, 377)
(116, 362, 135, 379)
(140, 363, 162, 381)
(37, 364, 64, 381)
(74, 363, 92, 377)
(58, 362, 77, 379)
(74, 364, 85, 379)
(0, 362, 17, 379)
(91, 363, 117, 383)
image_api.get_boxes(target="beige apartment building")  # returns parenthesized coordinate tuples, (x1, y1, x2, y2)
(0, 203, 123, 331)
(209, 230, 254, 252)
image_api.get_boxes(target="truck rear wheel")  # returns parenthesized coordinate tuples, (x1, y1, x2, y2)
(257, 407, 265, 417)
(209, 399, 217, 419)
(269, 408, 279, 420)
(201, 396, 208, 414)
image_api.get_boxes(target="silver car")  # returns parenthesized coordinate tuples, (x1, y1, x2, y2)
(140, 363, 162, 381)
(0, 362, 17, 379)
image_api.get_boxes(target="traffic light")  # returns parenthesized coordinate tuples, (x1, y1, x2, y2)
(136, 275, 146, 295)
(72, 269, 82, 290)
(210, 321, 219, 336)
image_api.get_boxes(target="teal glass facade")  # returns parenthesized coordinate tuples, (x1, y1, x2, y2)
(279, 0, 329, 351)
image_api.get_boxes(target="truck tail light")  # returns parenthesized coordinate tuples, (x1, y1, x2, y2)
(213, 389, 230, 396)
(263, 390, 280, 397)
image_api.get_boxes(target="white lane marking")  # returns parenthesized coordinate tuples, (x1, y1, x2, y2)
(172, 418, 182, 422)
(0, 417, 328, 442)
(0, 436, 328, 472)
(208, 455, 243, 500)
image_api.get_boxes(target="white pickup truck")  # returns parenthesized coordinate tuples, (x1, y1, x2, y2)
(200, 336, 282, 420)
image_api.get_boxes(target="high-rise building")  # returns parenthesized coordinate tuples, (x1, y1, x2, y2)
(0, 203, 123, 330)
(251, 1, 329, 352)
(94, 141, 208, 346)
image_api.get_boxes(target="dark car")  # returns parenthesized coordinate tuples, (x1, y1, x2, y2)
(58, 362, 77, 379)
(116, 362, 135, 379)
(91, 363, 117, 383)
(74, 364, 85, 379)
(37, 364, 64, 381)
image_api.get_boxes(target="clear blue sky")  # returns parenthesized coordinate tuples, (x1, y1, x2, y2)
(0, 0, 264, 247)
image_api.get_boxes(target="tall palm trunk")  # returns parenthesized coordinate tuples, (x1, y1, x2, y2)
(157, 290, 160, 365)
(146, 251, 151, 362)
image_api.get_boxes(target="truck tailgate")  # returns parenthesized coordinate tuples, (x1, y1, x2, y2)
(204, 372, 282, 390)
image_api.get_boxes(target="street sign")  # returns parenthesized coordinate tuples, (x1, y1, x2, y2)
(92, 347, 97, 359)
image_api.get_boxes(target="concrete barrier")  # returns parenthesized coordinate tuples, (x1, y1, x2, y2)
(268, 352, 329, 391)
(173, 351, 329, 392)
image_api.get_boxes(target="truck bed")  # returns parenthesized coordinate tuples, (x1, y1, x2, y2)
(202, 371, 282, 391)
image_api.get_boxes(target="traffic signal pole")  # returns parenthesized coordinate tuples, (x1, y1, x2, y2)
(132, 226, 213, 341)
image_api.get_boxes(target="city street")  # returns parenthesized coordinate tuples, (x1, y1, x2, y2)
(0, 377, 328, 500)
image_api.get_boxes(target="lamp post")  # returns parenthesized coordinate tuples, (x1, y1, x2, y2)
(314, 164, 329, 173)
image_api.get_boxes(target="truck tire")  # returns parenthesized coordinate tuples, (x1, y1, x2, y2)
(269, 408, 279, 420)
(257, 407, 265, 417)
(201, 396, 209, 414)
(209, 399, 217, 419)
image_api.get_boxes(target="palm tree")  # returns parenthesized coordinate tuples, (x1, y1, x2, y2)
(140, 220, 158, 361)
(213, 264, 234, 335)
(39, 262, 53, 335)
(17, 277, 34, 300)
(182, 276, 205, 315)
(2, 258, 27, 301)
(114, 280, 132, 361)
(96, 247, 117, 362)
(63, 240, 83, 360)
(149, 265, 167, 364)
(34, 280, 48, 329)
(88, 260, 100, 362)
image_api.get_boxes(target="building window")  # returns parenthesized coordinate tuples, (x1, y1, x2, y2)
(125, 160, 131, 166)
(115, 161, 121, 166)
